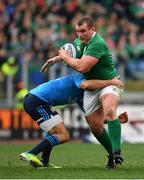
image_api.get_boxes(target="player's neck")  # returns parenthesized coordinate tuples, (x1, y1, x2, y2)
(85, 32, 96, 45)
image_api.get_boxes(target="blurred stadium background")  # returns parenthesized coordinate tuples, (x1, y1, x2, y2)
(0, 0, 144, 144)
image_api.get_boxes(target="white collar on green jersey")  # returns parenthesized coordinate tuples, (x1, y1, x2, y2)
(91, 32, 96, 38)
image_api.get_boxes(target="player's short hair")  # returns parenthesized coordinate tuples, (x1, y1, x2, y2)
(76, 16, 95, 29)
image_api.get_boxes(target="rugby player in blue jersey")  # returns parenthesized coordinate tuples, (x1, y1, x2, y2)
(19, 73, 127, 168)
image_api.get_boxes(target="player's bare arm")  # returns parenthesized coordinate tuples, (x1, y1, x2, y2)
(59, 48, 98, 73)
(80, 78, 124, 90)
(40, 56, 61, 72)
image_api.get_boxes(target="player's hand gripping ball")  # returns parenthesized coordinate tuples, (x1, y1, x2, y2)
(62, 43, 77, 58)
(62, 43, 77, 66)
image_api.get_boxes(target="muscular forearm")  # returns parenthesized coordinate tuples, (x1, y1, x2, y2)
(62, 56, 86, 72)
(59, 48, 98, 72)
(80, 79, 114, 90)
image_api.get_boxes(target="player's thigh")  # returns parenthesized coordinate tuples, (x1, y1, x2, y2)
(85, 107, 104, 132)
(100, 85, 122, 109)
(23, 93, 63, 132)
(101, 93, 119, 111)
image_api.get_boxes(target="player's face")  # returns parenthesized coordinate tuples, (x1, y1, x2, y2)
(76, 23, 95, 44)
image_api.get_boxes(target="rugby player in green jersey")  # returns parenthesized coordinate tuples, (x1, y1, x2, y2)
(58, 16, 123, 169)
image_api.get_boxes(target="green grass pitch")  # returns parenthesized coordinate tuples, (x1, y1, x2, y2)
(0, 141, 144, 179)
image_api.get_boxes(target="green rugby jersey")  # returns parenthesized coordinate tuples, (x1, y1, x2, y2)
(74, 33, 118, 80)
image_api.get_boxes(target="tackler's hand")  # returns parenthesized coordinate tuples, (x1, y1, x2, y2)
(111, 77, 124, 89)
(118, 111, 128, 124)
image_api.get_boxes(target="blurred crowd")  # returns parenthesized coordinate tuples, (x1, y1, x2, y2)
(0, 0, 144, 100)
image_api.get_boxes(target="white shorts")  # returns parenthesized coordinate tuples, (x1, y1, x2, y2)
(83, 85, 123, 116)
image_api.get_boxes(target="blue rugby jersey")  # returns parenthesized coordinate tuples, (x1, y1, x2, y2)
(30, 73, 85, 110)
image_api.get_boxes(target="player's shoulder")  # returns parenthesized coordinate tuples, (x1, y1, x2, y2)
(57, 74, 76, 82)
(73, 73, 85, 82)
(64, 73, 84, 81)
(89, 33, 106, 49)
(67, 73, 82, 80)
(93, 33, 106, 44)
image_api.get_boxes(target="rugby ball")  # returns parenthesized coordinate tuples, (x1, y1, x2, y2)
(63, 43, 77, 58)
